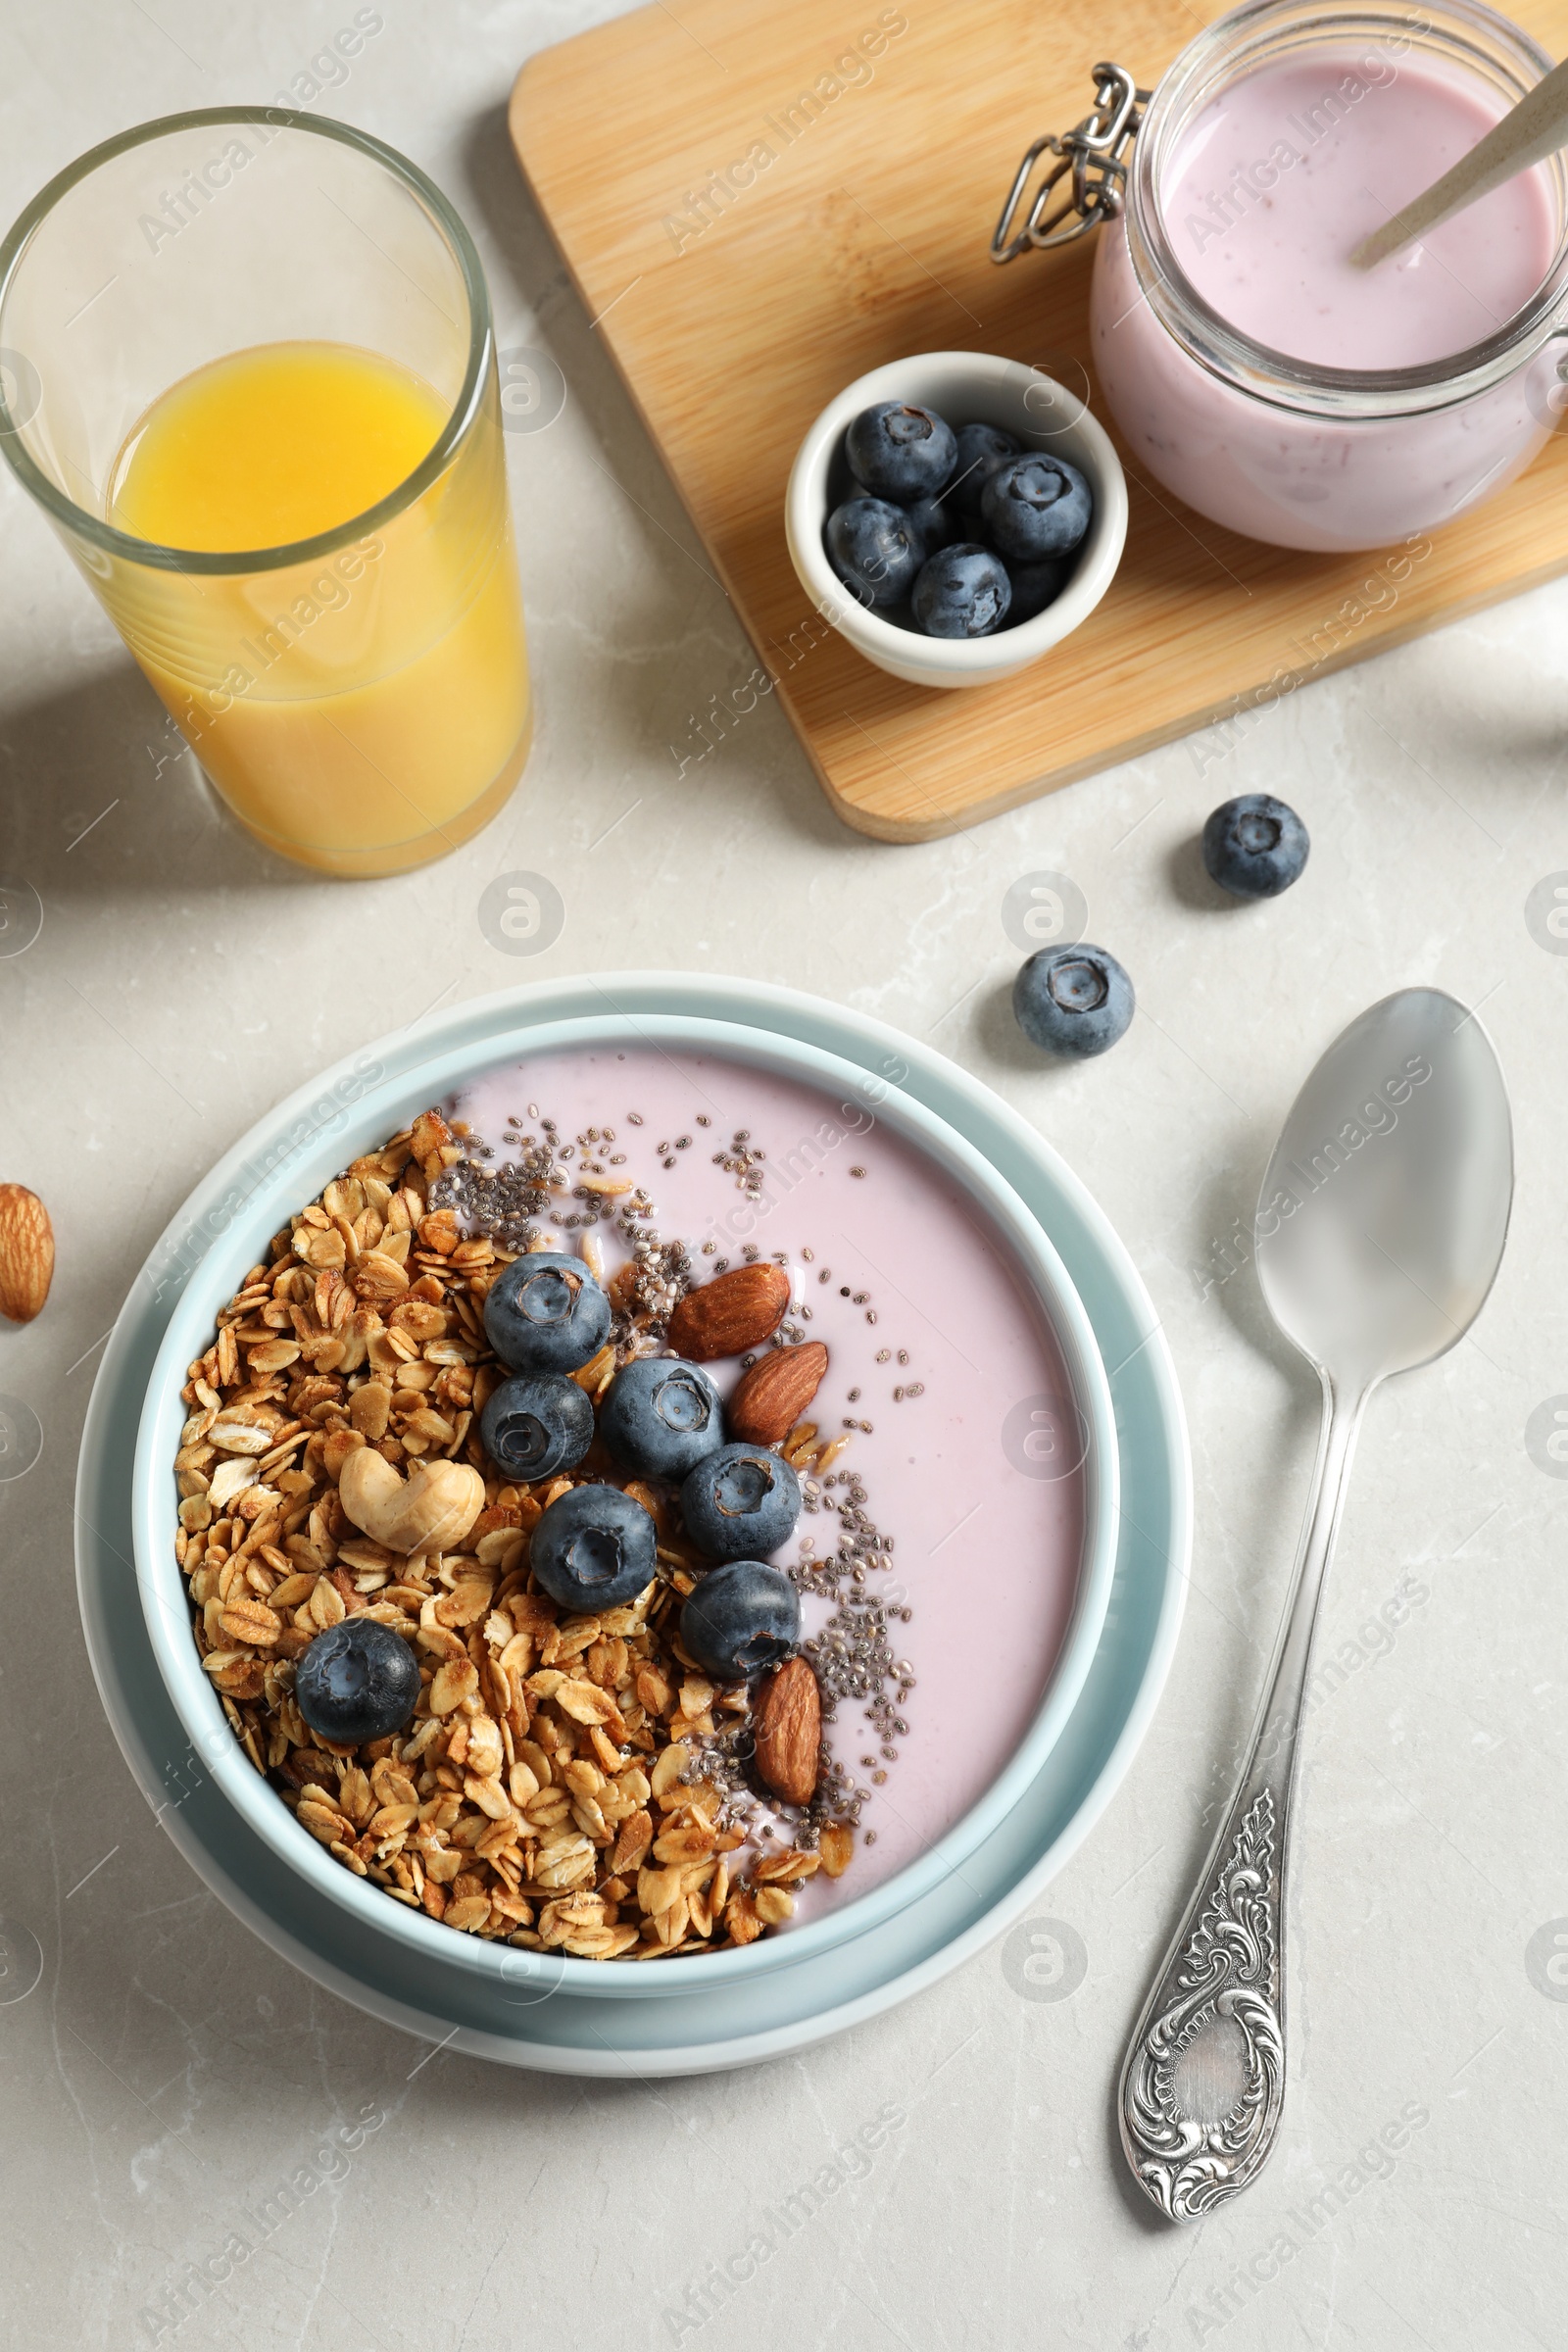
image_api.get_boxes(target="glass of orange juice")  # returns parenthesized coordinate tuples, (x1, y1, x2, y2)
(0, 109, 531, 877)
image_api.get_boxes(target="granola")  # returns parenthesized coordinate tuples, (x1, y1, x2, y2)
(170, 1105, 897, 1960)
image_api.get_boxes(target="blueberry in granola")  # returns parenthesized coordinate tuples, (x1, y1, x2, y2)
(679, 1558, 801, 1681)
(295, 1617, 420, 1745)
(530, 1481, 658, 1609)
(600, 1354, 726, 1480)
(680, 1442, 801, 1561)
(483, 1250, 611, 1373)
(479, 1371, 594, 1481)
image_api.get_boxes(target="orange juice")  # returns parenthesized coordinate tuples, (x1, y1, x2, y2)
(101, 340, 529, 875)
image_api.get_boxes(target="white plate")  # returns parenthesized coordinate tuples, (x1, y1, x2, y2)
(76, 973, 1189, 2074)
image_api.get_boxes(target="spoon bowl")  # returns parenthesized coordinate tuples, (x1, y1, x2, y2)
(1258, 987, 1513, 1394)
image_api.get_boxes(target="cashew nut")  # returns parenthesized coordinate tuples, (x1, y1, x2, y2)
(338, 1448, 484, 1557)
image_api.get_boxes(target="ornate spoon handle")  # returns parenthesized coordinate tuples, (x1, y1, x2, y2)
(1117, 1378, 1368, 2222)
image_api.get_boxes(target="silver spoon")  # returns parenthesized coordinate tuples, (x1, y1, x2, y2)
(1118, 986, 1512, 2222)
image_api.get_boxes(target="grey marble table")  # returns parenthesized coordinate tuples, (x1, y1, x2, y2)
(1, 4, 1565, 2346)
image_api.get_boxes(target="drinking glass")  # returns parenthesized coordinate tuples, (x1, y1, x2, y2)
(0, 108, 531, 876)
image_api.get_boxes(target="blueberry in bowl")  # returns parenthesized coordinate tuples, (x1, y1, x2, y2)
(981, 455, 1094, 563)
(483, 1250, 611, 1374)
(912, 544, 1011, 638)
(530, 1483, 658, 1610)
(905, 494, 955, 557)
(1201, 793, 1310, 900)
(1013, 944, 1135, 1059)
(948, 420, 1020, 536)
(845, 400, 957, 502)
(1005, 558, 1073, 623)
(600, 1354, 726, 1480)
(295, 1618, 421, 1745)
(479, 1371, 594, 1482)
(680, 1442, 802, 1562)
(679, 1559, 801, 1682)
(823, 497, 924, 608)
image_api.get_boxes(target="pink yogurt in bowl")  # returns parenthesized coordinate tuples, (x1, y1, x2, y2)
(440, 1029, 1114, 1947)
(133, 1009, 1120, 1998)
(1088, 0, 1568, 549)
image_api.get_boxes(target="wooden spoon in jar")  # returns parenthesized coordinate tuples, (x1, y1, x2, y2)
(1352, 51, 1568, 268)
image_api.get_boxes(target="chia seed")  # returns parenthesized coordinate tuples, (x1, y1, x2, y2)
(431, 1096, 918, 1878)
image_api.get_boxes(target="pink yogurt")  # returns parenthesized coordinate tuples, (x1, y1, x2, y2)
(1092, 41, 1567, 548)
(443, 1045, 1088, 1927)
(1163, 54, 1552, 368)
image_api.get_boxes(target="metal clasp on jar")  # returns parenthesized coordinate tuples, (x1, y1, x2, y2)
(991, 63, 1151, 261)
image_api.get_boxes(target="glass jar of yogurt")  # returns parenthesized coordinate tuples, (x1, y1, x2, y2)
(1001, 0, 1568, 551)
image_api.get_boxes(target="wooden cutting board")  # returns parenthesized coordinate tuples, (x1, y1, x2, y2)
(510, 0, 1568, 841)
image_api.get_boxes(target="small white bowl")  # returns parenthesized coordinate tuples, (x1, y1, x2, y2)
(785, 350, 1128, 690)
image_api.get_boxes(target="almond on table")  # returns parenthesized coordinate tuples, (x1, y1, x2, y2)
(0, 1183, 53, 1323)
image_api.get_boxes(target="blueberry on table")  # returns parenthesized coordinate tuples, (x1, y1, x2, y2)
(483, 1250, 611, 1373)
(681, 1442, 802, 1561)
(912, 544, 1011, 637)
(948, 420, 1020, 534)
(1201, 793, 1310, 899)
(1005, 557, 1073, 624)
(982, 455, 1094, 562)
(845, 400, 957, 501)
(295, 1618, 420, 1746)
(1013, 944, 1135, 1058)
(530, 1483, 658, 1610)
(679, 1559, 801, 1682)
(479, 1371, 594, 1481)
(601, 1353, 726, 1479)
(824, 498, 923, 608)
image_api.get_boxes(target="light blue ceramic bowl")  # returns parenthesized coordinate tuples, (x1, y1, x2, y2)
(130, 1004, 1119, 2002)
